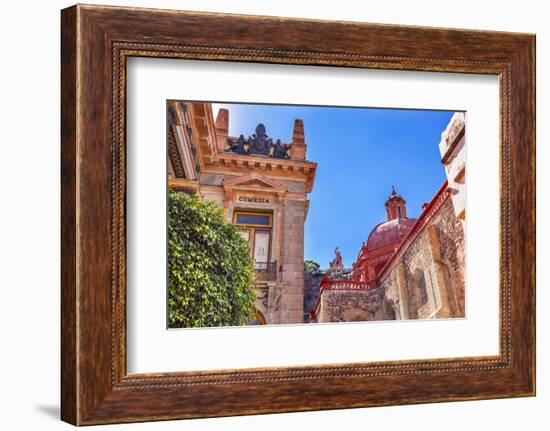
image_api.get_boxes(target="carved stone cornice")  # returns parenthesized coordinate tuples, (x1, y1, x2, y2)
(167, 126, 185, 178)
(222, 173, 288, 199)
(440, 112, 466, 164)
(168, 178, 200, 193)
(187, 102, 317, 191)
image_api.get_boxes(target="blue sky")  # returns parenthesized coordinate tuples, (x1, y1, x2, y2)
(212, 102, 453, 268)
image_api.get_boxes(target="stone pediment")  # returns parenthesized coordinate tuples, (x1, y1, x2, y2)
(223, 173, 287, 193)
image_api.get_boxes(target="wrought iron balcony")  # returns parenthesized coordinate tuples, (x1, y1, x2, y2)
(254, 261, 277, 282)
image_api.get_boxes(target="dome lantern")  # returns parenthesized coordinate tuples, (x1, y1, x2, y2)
(385, 186, 407, 221)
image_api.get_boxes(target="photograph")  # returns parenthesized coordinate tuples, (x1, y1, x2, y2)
(50, 2, 536, 426)
(166, 101, 466, 328)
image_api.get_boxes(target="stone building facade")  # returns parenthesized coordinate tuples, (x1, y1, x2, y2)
(311, 113, 466, 323)
(310, 281, 392, 323)
(167, 101, 317, 325)
(440, 112, 466, 226)
(379, 184, 465, 320)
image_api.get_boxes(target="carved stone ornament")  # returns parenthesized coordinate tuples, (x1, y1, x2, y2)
(228, 123, 291, 159)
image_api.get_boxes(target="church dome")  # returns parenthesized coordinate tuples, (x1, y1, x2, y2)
(366, 217, 416, 250)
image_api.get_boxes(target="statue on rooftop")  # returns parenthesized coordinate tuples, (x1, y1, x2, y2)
(229, 134, 247, 155)
(272, 139, 290, 159)
(329, 247, 344, 272)
(248, 123, 272, 156)
(226, 124, 291, 159)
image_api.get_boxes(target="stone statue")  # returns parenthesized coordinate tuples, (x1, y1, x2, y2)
(248, 123, 272, 155)
(329, 247, 344, 272)
(229, 134, 247, 154)
(226, 124, 291, 159)
(272, 139, 290, 159)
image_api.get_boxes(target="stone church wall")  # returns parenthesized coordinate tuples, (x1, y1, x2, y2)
(380, 197, 465, 320)
(317, 287, 394, 323)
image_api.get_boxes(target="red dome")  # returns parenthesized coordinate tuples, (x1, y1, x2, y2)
(366, 217, 416, 250)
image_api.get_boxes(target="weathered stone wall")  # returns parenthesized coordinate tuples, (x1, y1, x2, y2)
(277, 179, 306, 193)
(380, 197, 465, 320)
(430, 198, 466, 317)
(277, 199, 306, 323)
(439, 112, 466, 224)
(317, 287, 394, 323)
(304, 271, 324, 322)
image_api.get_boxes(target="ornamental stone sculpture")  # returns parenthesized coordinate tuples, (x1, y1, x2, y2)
(329, 247, 344, 272)
(227, 123, 290, 159)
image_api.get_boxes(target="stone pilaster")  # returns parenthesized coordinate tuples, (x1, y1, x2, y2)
(278, 199, 306, 323)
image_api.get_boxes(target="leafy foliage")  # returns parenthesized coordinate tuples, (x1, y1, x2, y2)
(168, 191, 256, 328)
(304, 259, 321, 275)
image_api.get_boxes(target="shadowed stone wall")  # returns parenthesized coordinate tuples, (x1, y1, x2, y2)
(316, 287, 395, 323)
(381, 197, 465, 320)
(304, 271, 324, 322)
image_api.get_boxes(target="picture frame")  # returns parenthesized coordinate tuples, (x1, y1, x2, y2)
(60, 4, 535, 425)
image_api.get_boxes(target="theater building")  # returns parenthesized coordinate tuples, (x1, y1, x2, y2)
(167, 101, 317, 325)
(310, 113, 466, 323)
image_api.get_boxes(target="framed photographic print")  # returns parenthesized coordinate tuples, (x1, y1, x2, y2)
(61, 4, 536, 425)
